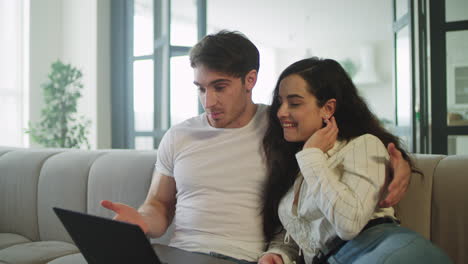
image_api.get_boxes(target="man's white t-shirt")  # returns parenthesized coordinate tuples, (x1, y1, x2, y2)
(156, 104, 269, 261)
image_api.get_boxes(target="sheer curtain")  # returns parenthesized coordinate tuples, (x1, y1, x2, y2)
(0, 0, 28, 147)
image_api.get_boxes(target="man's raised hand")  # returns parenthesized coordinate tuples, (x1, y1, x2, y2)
(100, 200, 149, 233)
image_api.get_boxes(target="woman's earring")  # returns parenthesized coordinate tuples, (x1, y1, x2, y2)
(323, 115, 329, 124)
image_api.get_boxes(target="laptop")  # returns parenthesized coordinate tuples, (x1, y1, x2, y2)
(53, 207, 235, 264)
(54, 207, 164, 264)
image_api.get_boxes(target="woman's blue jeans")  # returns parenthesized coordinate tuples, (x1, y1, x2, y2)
(327, 223, 452, 264)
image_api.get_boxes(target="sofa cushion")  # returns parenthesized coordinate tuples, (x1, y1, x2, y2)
(0, 150, 61, 242)
(0, 233, 30, 250)
(37, 151, 106, 243)
(395, 155, 445, 239)
(0, 241, 78, 264)
(0, 147, 18, 157)
(86, 151, 157, 217)
(395, 154, 445, 240)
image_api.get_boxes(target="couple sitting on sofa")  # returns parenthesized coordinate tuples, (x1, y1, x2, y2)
(101, 31, 451, 264)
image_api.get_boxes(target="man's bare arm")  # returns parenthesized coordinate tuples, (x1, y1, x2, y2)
(138, 172, 177, 237)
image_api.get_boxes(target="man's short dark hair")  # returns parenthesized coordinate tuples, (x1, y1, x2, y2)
(189, 30, 260, 79)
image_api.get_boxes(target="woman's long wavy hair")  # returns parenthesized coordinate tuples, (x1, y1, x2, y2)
(262, 57, 417, 242)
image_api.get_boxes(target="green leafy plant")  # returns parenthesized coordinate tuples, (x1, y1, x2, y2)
(27, 60, 91, 148)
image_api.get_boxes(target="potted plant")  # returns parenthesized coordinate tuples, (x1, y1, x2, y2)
(27, 60, 91, 148)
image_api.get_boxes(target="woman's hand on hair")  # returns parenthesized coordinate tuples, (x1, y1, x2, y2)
(303, 116, 338, 152)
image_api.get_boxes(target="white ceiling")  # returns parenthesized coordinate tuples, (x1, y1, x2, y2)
(204, 0, 393, 49)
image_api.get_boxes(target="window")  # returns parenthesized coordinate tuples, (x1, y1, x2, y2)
(112, 0, 204, 149)
(0, 0, 28, 147)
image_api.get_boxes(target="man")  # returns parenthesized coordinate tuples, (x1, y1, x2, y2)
(101, 31, 411, 264)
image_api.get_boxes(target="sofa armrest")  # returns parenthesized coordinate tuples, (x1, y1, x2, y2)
(431, 155, 468, 264)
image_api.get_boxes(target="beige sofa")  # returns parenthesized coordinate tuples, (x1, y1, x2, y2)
(0, 147, 466, 264)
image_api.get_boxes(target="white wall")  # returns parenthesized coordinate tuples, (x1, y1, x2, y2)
(62, 0, 97, 148)
(207, 0, 395, 122)
(274, 0, 395, 121)
(29, 0, 62, 148)
(96, 0, 112, 149)
(29, 0, 111, 149)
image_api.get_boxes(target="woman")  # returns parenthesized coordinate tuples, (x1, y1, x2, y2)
(259, 58, 451, 264)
